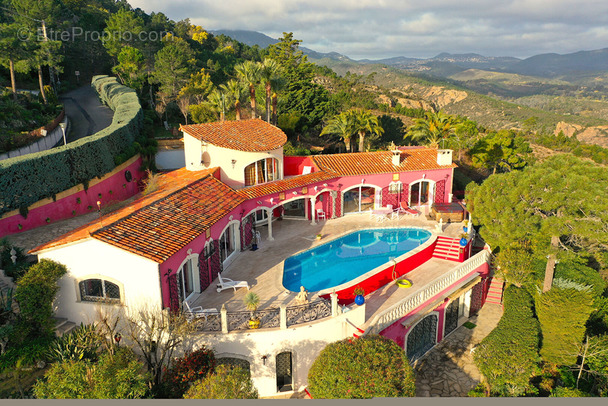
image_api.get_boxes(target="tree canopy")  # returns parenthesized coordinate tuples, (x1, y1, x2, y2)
(308, 335, 416, 398)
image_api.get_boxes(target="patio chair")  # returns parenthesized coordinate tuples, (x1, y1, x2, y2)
(399, 202, 420, 217)
(182, 300, 219, 321)
(316, 208, 326, 221)
(216, 273, 250, 293)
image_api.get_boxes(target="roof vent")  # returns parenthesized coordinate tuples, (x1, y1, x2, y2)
(437, 149, 453, 166)
(391, 150, 401, 166)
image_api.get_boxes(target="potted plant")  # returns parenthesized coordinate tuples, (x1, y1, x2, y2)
(243, 292, 260, 329)
(353, 286, 365, 305)
(316, 233, 323, 241)
(459, 233, 468, 247)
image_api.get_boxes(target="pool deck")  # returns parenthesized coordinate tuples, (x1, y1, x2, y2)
(190, 212, 468, 316)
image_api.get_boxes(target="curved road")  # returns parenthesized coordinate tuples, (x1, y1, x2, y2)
(59, 86, 114, 142)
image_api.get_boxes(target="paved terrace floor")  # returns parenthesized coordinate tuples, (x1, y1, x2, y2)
(191, 213, 468, 314)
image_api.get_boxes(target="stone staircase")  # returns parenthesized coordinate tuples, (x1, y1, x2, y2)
(485, 276, 505, 305)
(54, 317, 78, 336)
(432, 236, 461, 262)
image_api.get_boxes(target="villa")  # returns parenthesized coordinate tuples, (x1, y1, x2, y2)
(31, 119, 495, 397)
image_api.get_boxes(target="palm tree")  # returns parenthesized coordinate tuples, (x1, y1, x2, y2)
(259, 58, 283, 123)
(347, 109, 384, 152)
(207, 88, 227, 122)
(320, 112, 354, 152)
(235, 61, 261, 119)
(220, 80, 245, 120)
(407, 111, 454, 148)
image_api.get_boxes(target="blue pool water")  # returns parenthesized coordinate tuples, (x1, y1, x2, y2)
(283, 228, 431, 292)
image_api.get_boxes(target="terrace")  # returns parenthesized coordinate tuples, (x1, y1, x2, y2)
(189, 212, 480, 333)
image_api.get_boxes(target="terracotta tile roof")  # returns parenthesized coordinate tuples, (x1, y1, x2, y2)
(238, 172, 338, 199)
(32, 167, 245, 263)
(312, 148, 457, 176)
(180, 119, 287, 152)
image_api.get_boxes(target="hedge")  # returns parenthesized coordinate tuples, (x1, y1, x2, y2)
(0, 76, 143, 216)
(308, 335, 416, 398)
(536, 278, 595, 366)
(474, 285, 541, 396)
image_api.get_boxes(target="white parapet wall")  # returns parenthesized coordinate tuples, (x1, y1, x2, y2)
(0, 118, 69, 161)
(193, 303, 366, 398)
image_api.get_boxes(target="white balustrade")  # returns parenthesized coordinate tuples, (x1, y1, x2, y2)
(365, 250, 490, 335)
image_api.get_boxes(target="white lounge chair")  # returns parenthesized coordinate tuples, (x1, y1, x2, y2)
(216, 273, 250, 293)
(182, 300, 219, 321)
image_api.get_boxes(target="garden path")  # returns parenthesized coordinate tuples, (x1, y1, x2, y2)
(414, 302, 503, 397)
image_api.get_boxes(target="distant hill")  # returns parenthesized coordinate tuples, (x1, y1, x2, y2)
(210, 29, 278, 48)
(211, 29, 354, 62)
(507, 48, 608, 78)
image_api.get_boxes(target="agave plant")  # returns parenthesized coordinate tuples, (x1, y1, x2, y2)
(48, 323, 101, 362)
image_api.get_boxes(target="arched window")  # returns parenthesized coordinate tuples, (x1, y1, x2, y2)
(79, 279, 121, 303)
(217, 357, 251, 375)
(244, 158, 279, 186)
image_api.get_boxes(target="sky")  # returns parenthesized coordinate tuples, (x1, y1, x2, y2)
(128, 0, 608, 60)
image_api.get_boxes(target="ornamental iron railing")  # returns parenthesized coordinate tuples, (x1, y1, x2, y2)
(191, 297, 333, 333)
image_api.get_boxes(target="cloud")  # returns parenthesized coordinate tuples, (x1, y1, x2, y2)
(128, 0, 608, 59)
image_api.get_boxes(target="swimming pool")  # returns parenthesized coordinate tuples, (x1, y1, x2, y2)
(283, 228, 432, 292)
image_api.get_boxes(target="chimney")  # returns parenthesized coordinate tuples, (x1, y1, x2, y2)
(391, 150, 402, 166)
(437, 149, 453, 166)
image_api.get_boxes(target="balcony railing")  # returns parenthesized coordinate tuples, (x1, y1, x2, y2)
(365, 249, 490, 335)
(191, 297, 336, 333)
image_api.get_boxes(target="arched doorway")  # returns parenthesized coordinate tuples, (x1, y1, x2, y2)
(276, 351, 293, 392)
(406, 313, 438, 361)
(219, 221, 240, 268)
(444, 298, 460, 337)
(343, 185, 378, 214)
(409, 180, 434, 208)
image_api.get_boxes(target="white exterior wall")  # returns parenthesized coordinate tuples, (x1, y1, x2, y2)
(184, 133, 203, 171)
(38, 239, 161, 325)
(183, 132, 283, 189)
(195, 304, 366, 397)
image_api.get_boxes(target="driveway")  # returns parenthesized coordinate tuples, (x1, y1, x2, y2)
(60, 85, 114, 142)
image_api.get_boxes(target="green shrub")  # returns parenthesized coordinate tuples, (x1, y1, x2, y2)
(47, 324, 101, 363)
(33, 347, 149, 399)
(183, 365, 257, 399)
(13, 259, 67, 340)
(162, 346, 216, 398)
(0, 336, 55, 371)
(308, 335, 416, 398)
(550, 387, 592, 397)
(474, 285, 540, 396)
(0, 76, 143, 216)
(536, 279, 595, 366)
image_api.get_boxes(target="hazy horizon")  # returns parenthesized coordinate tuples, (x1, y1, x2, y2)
(127, 0, 608, 60)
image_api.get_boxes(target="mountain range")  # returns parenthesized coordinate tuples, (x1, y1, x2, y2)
(211, 29, 608, 79)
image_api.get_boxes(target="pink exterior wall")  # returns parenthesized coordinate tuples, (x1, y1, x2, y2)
(320, 238, 438, 305)
(0, 157, 145, 237)
(283, 156, 316, 176)
(157, 166, 456, 308)
(159, 204, 246, 308)
(379, 261, 490, 349)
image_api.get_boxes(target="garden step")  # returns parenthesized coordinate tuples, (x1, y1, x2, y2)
(55, 319, 77, 337)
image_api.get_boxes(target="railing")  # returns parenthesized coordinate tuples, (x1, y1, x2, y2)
(193, 297, 335, 333)
(286, 299, 332, 327)
(365, 249, 490, 335)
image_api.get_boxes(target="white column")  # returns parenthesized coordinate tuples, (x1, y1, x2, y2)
(267, 207, 274, 241)
(310, 195, 317, 225)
